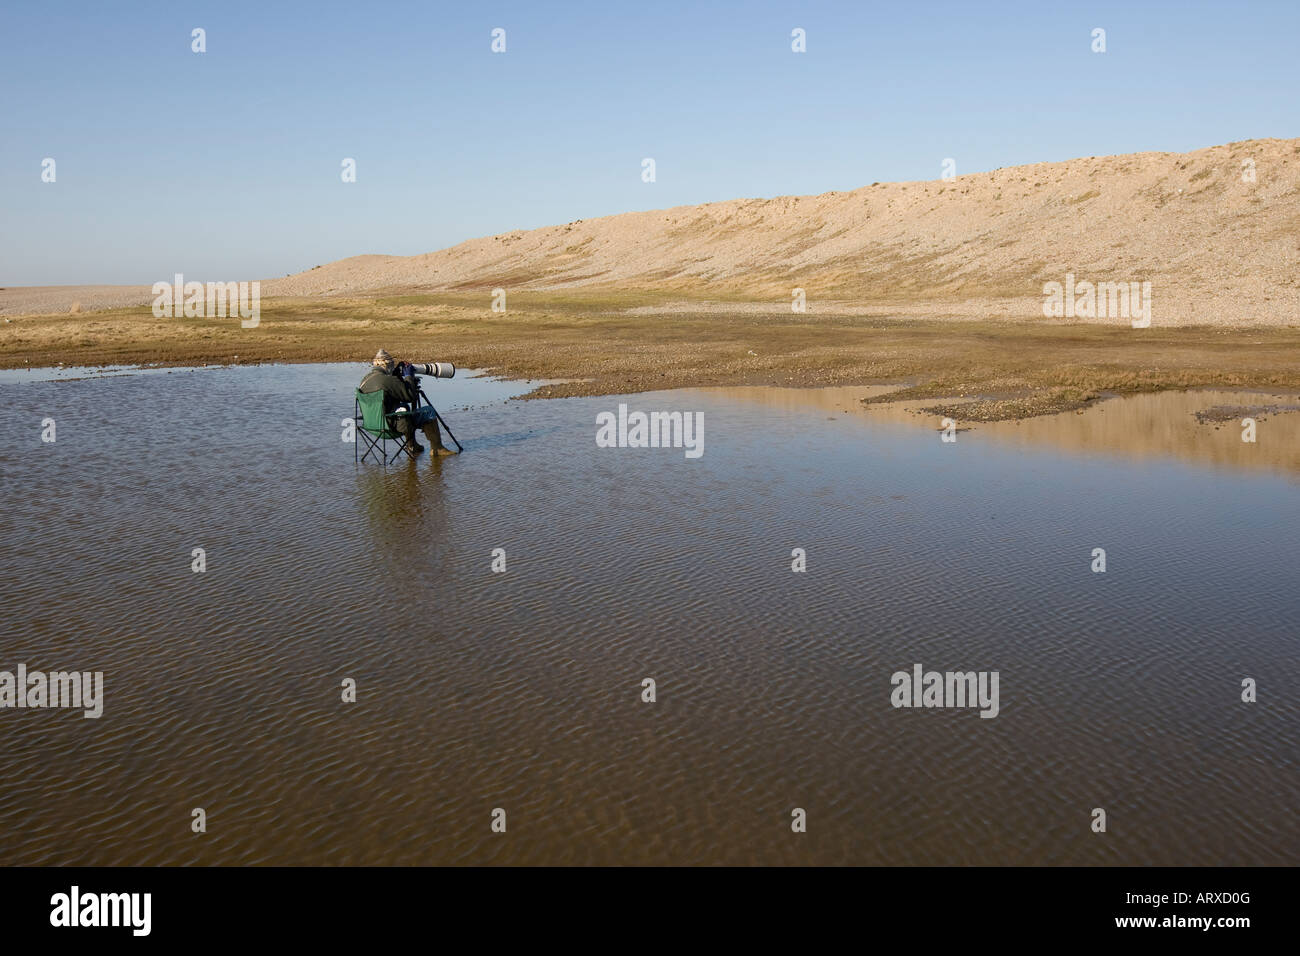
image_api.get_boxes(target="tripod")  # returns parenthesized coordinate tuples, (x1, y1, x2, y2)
(416, 384, 464, 453)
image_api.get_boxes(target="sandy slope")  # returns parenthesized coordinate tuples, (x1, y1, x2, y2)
(5, 139, 1298, 324)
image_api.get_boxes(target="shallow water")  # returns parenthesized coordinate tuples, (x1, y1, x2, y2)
(0, 364, 1296, 865)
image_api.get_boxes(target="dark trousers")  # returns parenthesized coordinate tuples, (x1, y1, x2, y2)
(392, 405, 443, 447)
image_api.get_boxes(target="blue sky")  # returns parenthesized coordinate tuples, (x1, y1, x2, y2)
(2, 0, 1296, 285)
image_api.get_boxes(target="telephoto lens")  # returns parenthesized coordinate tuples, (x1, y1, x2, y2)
(415, 362, 455, 379)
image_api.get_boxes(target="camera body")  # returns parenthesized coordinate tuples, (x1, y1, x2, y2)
(397, 361, 455, 379)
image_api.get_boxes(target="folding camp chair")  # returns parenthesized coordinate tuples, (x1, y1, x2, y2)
(354, 388, 417, 465)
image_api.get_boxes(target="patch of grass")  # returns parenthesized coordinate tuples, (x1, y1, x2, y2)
(5, 294, 1300, 418)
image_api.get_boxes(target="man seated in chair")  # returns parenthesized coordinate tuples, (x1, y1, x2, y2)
(359, 349, 453, 455)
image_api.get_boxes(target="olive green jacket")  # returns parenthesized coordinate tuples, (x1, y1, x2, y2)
(359, 367, 415, 416)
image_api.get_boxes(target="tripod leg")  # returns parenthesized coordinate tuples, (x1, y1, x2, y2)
(434, 411, 463, 452)
(416, 387, 463, 452)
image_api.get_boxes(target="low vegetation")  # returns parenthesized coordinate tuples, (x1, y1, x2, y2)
(4, 292, 1299, 420)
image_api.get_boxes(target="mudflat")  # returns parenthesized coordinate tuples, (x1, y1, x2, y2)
(3, 291, 1299, 421)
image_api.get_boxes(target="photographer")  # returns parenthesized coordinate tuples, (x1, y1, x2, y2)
(359, 349, 453, 455)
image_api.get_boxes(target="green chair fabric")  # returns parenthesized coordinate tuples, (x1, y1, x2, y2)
(355, 388, 415, 464)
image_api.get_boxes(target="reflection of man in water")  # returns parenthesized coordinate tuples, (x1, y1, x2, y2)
(359, 349, 452, 455)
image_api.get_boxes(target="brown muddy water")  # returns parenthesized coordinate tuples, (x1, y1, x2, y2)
(0, 364, 1296, 866)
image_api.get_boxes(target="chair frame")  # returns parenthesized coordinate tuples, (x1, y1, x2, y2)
(354, 389, 417, 465)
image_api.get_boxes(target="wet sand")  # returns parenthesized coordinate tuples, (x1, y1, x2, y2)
(3, 293, 1300, 422)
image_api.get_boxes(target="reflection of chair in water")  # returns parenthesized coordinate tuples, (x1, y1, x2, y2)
(355, 389, 417, 465)
(355, 455, 455, 591)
